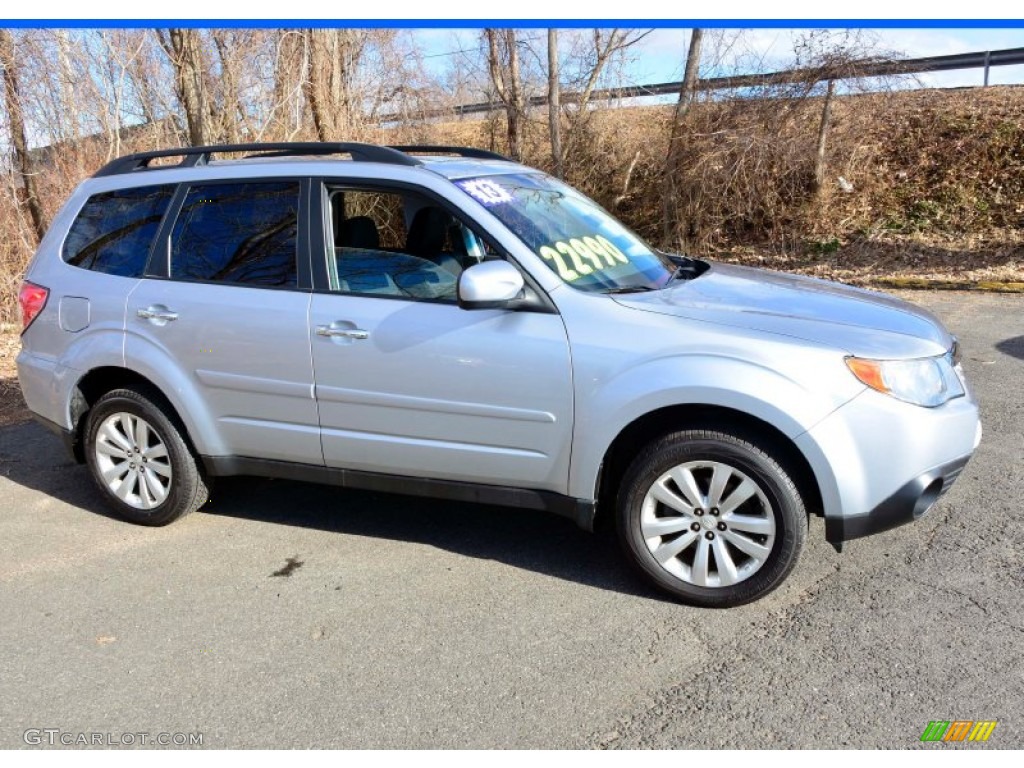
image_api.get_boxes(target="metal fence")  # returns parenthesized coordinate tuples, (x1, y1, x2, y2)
(394, 46, 1024, 122)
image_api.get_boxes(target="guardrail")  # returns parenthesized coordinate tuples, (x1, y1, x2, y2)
(391, 46, 1024, 122)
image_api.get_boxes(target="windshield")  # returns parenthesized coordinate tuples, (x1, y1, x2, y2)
(456, 173, 675, 292)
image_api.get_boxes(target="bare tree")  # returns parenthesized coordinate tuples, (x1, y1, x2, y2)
(0, 29, 47, 243)
(571, 31, 645, 115)
(156, 28, 214, 145)
(547, 29, 562, 177)
(95, 30, 182, 141)
(271, 30, 310, 140)
(212, 30, 245, 144)
(55, 31, 78, 142)
(304, 29, 364, 140)
(118, 31, 160, 126)
(264, 29, 413, 142)
(485, 28, 526, 160)
(813, 78, 836, 194)
(663, 28, 704, 247)
(555, 29, 650, 172)
(790, 31, 905, 196)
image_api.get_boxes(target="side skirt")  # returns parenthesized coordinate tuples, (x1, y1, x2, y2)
(201, 455, 596, 531)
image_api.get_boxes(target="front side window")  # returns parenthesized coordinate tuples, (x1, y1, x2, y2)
(327, 187, 495, 301)
(170, 182, 299, 287)
(456, 173, 674, 292)
(63, 185, 173, 277)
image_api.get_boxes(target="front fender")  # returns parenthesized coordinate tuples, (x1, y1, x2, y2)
(567, 353, 857, 503)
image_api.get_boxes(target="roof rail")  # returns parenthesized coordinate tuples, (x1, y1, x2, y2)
(389, 145, 511, 161)
(92, 142, 422, 178)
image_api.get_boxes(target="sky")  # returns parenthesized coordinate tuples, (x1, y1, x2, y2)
(413, 27, 1024, 90)
(0, 11, 1020, 89)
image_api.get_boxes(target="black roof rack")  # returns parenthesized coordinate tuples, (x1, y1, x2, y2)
(92, 142, 424, 178)
(389, 145, 510, 161)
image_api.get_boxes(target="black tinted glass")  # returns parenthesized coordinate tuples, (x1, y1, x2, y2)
(63, 185, 173, 277)
(171, 182, 299, 287)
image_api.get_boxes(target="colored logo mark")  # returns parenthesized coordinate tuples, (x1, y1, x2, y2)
(920, 720, 997, 742)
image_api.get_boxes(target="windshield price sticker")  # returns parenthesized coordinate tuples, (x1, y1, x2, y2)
(538, 236, 629, 282)
(457, 178, 513, 206)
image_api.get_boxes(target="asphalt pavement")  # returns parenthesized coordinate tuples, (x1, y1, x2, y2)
(0, 290, 1021, 749)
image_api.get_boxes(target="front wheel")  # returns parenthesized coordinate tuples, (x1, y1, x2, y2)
(616, 429, 806, 607)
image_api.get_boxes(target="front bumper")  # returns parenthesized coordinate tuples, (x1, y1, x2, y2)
(795, 384, 981, 546)
(824, 453, 972, 543)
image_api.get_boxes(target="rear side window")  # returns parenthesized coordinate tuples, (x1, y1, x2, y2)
(63, 185, 173, 277)
(170, 182, 299, 287)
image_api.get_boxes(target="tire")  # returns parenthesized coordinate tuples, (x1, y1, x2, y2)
(83, 387, 209, 526)
(616, 428, 806, 608)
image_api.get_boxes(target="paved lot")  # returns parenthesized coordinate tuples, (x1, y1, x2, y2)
(1, 291, 1021, 749)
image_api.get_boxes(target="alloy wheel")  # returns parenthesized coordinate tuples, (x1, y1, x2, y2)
(94, 412, 173, 510)
(640, 460, 776, 588)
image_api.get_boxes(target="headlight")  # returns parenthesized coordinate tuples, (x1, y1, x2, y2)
(846, 353, 965, 407)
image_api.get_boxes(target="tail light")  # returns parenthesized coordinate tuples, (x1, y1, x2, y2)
(18, 281, 49, 333)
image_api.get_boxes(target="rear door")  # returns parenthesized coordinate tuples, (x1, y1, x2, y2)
(125, 179, 322, 465)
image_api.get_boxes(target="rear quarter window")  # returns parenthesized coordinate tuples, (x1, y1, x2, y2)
(62, 185, 174, 277)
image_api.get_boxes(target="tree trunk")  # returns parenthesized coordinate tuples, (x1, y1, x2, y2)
(547, 29, 562, 178)
(304, 29, 362, 141)
(212, 31, 243, 144)
(505, 30, 523, 161)
(158, 29, 213, 146)
(305, 30, 333, 140)
(272, 30, 308, 139)
(663, 28, 704, 247)
(56, 30, 78, 144)
(485, 29, 525, 161)
(0, 29, 47, 243)
(813, 79, 836, 194)
(126, 34, 159, 127)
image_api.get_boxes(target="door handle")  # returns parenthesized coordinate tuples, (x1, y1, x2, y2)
(137, 306, 179, 322)
(316, 326, 369, 340)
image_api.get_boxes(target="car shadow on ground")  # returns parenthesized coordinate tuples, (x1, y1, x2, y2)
(0, 418, 661, 601)
(995, 336, 1024, 361)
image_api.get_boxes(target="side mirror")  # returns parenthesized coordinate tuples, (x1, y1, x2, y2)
(457, 261, 525, 310)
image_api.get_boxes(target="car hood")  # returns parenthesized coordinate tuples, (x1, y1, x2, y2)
(612, 262, 952, 358)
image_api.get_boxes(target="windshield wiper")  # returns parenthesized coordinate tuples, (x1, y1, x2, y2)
(603, 285, 655, 294)
(667, 265, 688, 283)
(663, 253, 709, 285)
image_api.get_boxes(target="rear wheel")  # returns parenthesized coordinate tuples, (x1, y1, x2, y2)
(84, 388, 208, 526)
(616, 429, 806, 607)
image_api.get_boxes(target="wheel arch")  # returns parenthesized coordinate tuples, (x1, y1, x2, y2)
(66, 366, 214, 463)
(592, 404, 824, 534)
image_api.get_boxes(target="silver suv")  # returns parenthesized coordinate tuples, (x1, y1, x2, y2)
(16, 142, 981, 607)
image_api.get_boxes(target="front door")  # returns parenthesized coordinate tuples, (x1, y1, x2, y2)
(309, 183, 573, 492)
